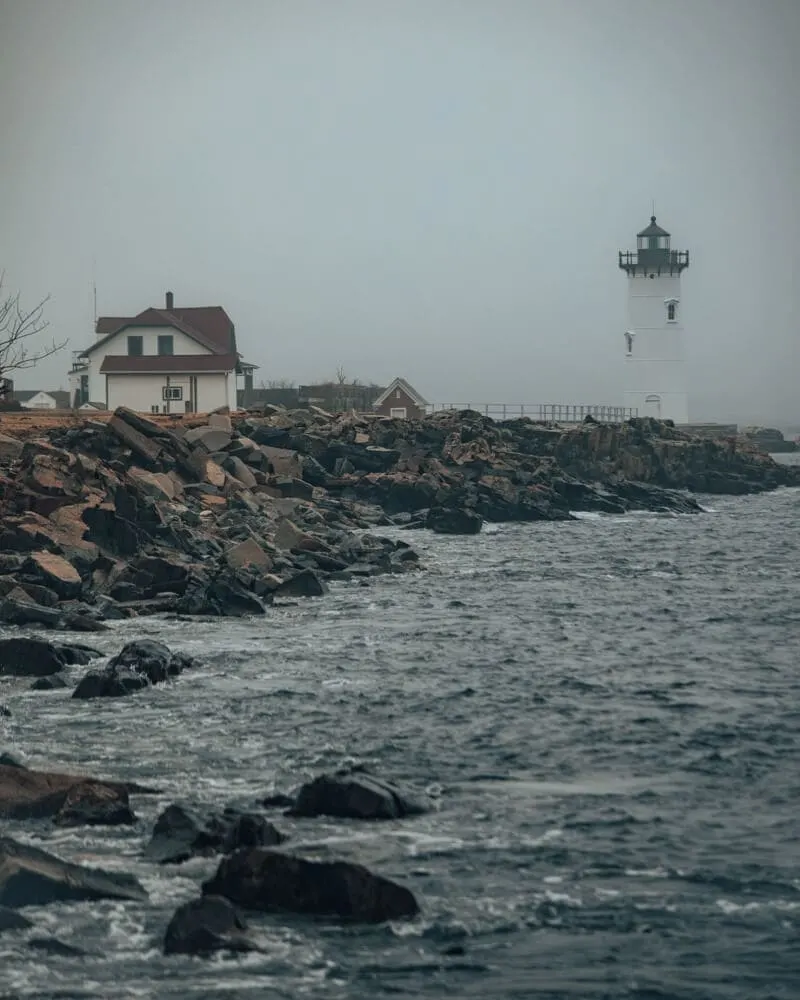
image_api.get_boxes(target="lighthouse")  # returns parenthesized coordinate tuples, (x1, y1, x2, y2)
(618, 216, 690, 424)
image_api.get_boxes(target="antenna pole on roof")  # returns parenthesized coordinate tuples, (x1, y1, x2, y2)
(92, 256, 97, 324)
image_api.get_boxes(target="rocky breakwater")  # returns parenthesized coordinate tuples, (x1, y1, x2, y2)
(1, 406, 796, 631)
(0, 407, 419, 630)
(223, 407, 800, 527)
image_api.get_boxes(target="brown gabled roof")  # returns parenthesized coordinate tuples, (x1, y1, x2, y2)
(95, 316, 131, 335)
(100, 354, 238, 374)
(169, 307, 235, 353)
(89, 305, 235, 356)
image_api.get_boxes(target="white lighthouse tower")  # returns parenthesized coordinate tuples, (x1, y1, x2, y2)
(618, 215, 690, 423)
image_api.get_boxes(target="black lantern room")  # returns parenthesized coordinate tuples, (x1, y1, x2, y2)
(619, 216, 689, 276)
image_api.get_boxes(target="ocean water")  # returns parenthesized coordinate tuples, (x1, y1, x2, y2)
(2, 486, 800, 999)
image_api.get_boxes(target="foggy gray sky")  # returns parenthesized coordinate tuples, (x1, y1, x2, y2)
(1, 0, 798, 423)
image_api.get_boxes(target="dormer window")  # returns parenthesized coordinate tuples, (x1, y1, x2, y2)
(127, 335, 143, 356)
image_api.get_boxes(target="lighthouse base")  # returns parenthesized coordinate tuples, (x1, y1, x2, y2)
(624, 391, 688, 425)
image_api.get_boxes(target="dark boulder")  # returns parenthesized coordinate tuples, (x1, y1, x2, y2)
(270, 477, 314, 501)
(205, 575, 268, 617)
(183, 426, 233, 453)
(72, 639, 196, 699)
(0, 763, 135, 820)
(53, 781, 137, 827)
(0, 579, 60, 607)
(20, 552, 83, 600)
(53, 642, 102, 666)
(203, 849, 419, 923)
(145, 803, 285, 865)
(382, 479, 440, 515)
(273, 569, 328, 599)
(0, 836, 147, 908)
(0, 637, 71, 678)
(81, 504, 142, 557)
(610, 480, 702, 515)
(291, 768, 429, 820)
(426, 506, 483, 535)
(164, 895, 259, 956)
(0, 597, 109, 632)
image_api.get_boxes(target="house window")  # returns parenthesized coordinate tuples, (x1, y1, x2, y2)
(395, 389, 401, 398)
(127, 335, 143, 356)
(157, 335, 174, 356)
(390, 407, 407, 419)
(667, 302, 677, 321)
(151, 405, 160, 414)
(162, 386, 183, 401)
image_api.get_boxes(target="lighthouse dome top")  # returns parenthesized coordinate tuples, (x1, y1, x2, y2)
(618, 214, 689, 274)
(637, 215, 670, 238)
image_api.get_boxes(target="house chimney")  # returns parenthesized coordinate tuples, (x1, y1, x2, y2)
(165, 290, 174, 311)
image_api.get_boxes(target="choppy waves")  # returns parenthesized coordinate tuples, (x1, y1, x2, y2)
(2, 487, 799, 998)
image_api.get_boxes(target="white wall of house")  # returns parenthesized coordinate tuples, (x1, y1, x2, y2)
(225, 372, 236, 412)
(21, 392, 57, 409)
(106, 372, 231, 414)
(79, 326, 212, 404)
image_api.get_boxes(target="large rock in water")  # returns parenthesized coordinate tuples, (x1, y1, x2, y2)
(0, 637, 99, 678)
(203, 849, 419, 923)
(53, 781, 137, 827)
(0, 836, 148, 908)
(290, 768, 430, 820)
(0, 596, 109, 632)
(164, 895, 259, 956)
(0, 763, 136, 821)
(145, 803, 285, 865)
(426, 506, 483, 535)
(72, 639, 196, 699)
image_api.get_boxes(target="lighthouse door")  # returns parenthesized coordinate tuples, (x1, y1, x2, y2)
(643, 394, 662, 419)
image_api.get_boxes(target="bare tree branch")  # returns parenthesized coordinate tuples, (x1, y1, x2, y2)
(0, 272, 67, 389)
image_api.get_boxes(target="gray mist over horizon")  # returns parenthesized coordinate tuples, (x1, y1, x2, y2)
(1, 0, 797, 426)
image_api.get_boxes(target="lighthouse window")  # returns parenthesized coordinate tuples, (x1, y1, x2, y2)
(667, 302, 677, 321)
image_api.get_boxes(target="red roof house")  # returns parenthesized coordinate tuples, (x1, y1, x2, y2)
(69, 291, 256, 413)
